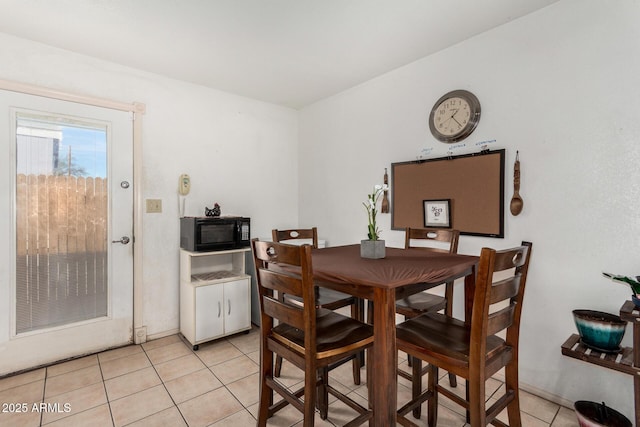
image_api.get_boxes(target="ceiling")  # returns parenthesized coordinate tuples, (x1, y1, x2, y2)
(0, 0, 559, 109)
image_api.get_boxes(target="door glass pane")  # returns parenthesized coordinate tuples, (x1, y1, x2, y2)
(15, 112, 108, 334)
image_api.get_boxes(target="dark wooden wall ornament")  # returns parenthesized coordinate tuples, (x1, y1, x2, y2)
(381, 168, 390, 214)
(391, 149, 505, 237)
(510, 151, 523, 216)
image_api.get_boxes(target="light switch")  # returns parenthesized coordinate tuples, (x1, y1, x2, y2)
(146, 199, 162, 213)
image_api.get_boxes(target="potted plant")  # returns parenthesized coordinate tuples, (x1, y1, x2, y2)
(603, 272, 640, 307)
(361, 184, 388, 259)
(574, 401, 631, 427)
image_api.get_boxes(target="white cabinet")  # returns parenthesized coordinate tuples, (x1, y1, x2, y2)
(180, 248, 251, 350)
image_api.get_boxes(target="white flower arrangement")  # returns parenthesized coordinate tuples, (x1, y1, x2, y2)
(363, 184, 388, 241)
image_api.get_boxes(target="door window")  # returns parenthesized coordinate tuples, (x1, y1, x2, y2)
(15, 112, 109, 333)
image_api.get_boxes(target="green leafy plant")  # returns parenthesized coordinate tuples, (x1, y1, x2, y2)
(603, 272, 640, 294)
(363, 184, 388, 241)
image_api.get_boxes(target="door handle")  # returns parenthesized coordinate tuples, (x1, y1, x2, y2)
(112, 236, 131, 245)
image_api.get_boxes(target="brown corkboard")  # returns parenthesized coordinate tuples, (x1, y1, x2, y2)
(391, 149, 505, 237)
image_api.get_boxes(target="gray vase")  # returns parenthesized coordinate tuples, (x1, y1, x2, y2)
(360, 239, 385, 259)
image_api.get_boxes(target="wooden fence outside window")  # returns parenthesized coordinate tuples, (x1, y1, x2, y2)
(15, 174, 109, 333)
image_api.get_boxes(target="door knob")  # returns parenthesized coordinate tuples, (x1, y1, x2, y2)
(112, 236, 131, 245)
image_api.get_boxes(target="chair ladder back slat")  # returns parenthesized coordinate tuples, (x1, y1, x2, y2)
(405, 227, 460, 253)
(486, 303, 516, 336)
(493, 247, 529, 272)
(258, 269, 303, 297)
(489, 275, 521, 305)
(272, 227, 319, 248)
(262, 296, 305, 330)
(253, 239, 303, 265)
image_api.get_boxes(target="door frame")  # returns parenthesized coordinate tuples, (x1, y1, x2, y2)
(0, 78, 147, 344)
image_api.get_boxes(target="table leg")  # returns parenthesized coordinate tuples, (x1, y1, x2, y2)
(372, 287, 397, 426)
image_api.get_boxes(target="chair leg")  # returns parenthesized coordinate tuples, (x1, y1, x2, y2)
(356, 298, 366, 369)
(352, 354, 361, 385)
(467, 373, 487, 427)
(404, 315, 414, 368)
(303, 368, 317, 427)
(448, 372, 457, 387)
(258, 382, 270, 427)
(443, 283, 457, 389)
(258, 348, 273, 427)
(318, 368, 329, 420)
(367, 347, 374, 409)
(427, 365, 438, 427)
(274, 355, 283, 377)
(351, 302, 362, 385)
(505, 360, 522, 427)
(465, 379, 470, 424)
(412, 356, 422, 419)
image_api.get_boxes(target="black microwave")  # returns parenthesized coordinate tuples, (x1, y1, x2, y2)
(180, 216, 250, 252)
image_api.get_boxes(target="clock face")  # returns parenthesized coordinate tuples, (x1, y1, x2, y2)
(429, 90, 481, 143)
(433, 97, 471, 136)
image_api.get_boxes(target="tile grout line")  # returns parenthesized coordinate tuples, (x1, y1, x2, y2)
(193, 335, 260, 424)
(95, 354, 117, 427)
(39, 368, 47, 426)
(139, 342, 191, 427)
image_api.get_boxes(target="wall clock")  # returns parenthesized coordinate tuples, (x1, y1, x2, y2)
(429, 90, 481, 143)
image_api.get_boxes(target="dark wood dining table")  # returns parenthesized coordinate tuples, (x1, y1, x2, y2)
(309, 244, 478, 426)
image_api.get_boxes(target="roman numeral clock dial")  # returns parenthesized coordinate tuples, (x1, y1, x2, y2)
(429, 90, 481, 143)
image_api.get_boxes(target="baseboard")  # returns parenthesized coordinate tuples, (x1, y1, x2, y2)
(146, 328, 180, 342)
(491, 372, 574, 409)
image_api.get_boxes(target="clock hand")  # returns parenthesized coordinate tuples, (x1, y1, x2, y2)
(452, 116, 462, 127)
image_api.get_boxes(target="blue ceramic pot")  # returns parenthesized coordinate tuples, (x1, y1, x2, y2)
(572, 310, 626, 352)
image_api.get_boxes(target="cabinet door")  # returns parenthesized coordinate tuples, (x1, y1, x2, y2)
(224, 278, 251, 334)
(195, 284, 224, 341)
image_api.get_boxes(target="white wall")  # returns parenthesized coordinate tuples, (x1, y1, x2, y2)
(0, 33, 299, 340)
(299, 0, 640, 418)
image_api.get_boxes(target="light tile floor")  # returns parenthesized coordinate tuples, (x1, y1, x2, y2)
(0, 327, 579, 427)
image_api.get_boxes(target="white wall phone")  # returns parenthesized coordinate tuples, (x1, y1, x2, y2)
(179, 174, 191, 195)
(179, 174, 190, 217)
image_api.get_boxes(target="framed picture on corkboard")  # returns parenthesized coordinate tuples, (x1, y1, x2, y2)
(391, 149, 505, 237)
(423, 199, 451, 228)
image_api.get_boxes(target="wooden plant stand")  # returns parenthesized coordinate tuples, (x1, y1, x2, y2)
(561, 300, 639, 425)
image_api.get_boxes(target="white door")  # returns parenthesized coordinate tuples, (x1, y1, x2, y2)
(0, 90, 134, 375)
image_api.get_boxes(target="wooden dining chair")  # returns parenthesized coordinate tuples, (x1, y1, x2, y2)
(395, 241, 532, 427)
(368, 227, 460, 387)
(252, 239, 373, 427)
(396, 228, 460, 320)
(272, 227, 365, 384)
